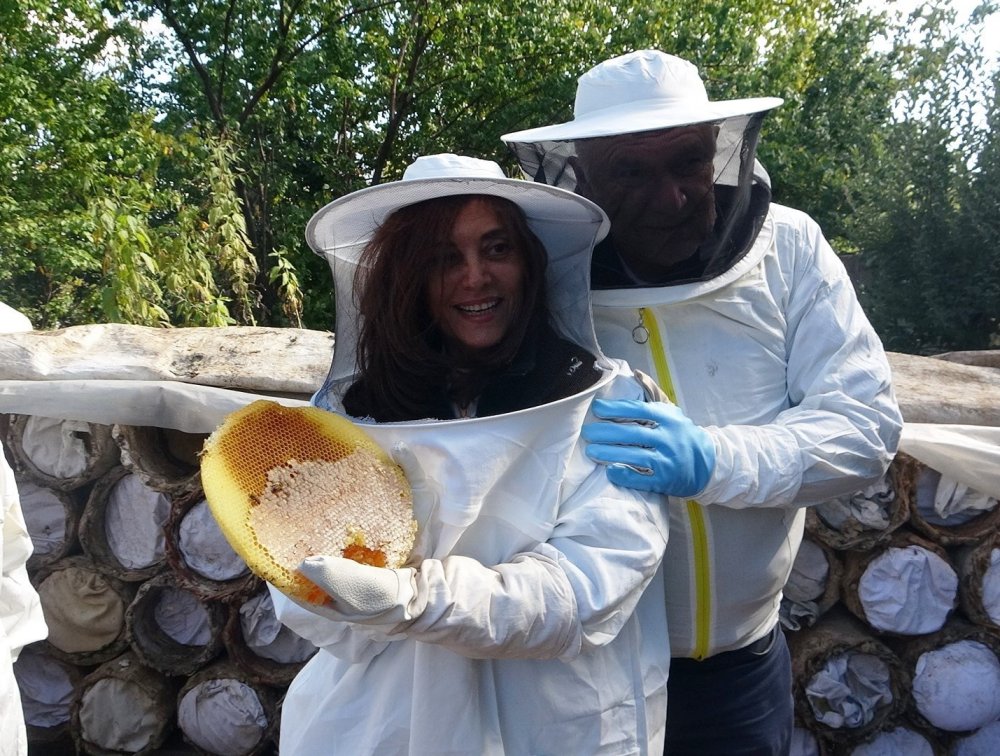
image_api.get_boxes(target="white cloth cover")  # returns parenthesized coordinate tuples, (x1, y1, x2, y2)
(177, 678, 268, 756)
(152, 587, 212, 646)
(179, 500, 249, 581)
(591, 203, 902, 657)
(857, 545, 957, 635)
(912, 640, 1000, 731)
(19, 416, 93, 480)
(982, 548, 1000, 625)
(814, 476, 895, 532)
(16, 482, 65, 561)
(914, 467, 996, 526)
(11, 648, 75, 729)
(272, 365, 670, 755)
(784, 539, 829, 604)
(78, 677, 162, 751)
(239, 591, 315, 664)
(804, 652, 893, 729)
(0, 379, 310, 435)
(104, 473, 169, 570)
(953, 719, 1000, 755)
(849, 727, 934, 756)
(900, 423, 1000, 500)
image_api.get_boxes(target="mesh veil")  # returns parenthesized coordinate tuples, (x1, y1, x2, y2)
(306, 178, 611, 411)
(505, 113, 773, 287)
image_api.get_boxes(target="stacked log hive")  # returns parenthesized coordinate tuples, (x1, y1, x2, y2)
(783, 349, 1000, 754)
(4, 415, 312, 755)
(1, 327, 998, 755)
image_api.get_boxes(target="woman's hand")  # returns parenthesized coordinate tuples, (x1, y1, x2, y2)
(296, 556, 416, 625)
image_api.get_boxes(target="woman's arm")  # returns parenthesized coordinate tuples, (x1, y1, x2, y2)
(295, 465, 667, 661)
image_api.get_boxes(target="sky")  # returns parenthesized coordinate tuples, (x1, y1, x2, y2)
(878, 0, 1000, 65)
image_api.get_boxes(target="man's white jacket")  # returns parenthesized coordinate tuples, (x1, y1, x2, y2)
(591, 202, 902, 659)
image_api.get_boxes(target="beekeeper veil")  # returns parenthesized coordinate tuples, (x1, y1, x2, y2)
(305, 153, 611, 408)
(502, 50, 783, 287)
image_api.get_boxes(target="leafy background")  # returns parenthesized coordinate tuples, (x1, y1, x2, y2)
(1, 0, 997, 354)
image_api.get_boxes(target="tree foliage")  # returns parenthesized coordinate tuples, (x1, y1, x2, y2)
(0, 0, 997, 352)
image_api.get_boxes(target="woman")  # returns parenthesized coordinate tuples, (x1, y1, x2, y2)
(270, 154, 669, 755)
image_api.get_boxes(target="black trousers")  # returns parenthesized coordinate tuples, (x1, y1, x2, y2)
(664, 624, 793, 755)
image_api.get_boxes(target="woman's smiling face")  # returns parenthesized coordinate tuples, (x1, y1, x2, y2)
(426, 198, 526, 355)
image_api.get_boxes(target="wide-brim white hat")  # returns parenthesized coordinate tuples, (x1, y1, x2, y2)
(305, 153, 609, 256)
(502, 50, 783, 143)
(308, 153, 613, 389)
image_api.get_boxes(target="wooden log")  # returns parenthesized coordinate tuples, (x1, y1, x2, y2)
(175, 659, 279, 756)
(112, 424, 207, 497)
(841, 530, 958, 637)
(886, 352, 1000, 426)
(33, 555, 134, 666)
(125, 571, 226, 677)
(223, 586, 316, 687)
(889, 617, 1000, 735)
(931, 350, 1000, 370)
(12, 644, 82, 754)
(17, 478, 81, 572)
(163, 491, 258, 604)
(72, 651, 178, 755)
(954, 531, 1000, 630)
(782, 538, 844, 632)
(907, 456, 1000, 547)
(3, 414, 119, 491)
(0, 324, 333, 394)
(806, 454, 915, 552)
(78, 466, 171, 582)
(788, 606, 910, 747)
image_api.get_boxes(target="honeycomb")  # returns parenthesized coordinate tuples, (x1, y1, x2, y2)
(200, 400, 416, 603)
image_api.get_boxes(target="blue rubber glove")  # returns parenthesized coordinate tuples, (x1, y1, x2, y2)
(582, 399, 716, 497)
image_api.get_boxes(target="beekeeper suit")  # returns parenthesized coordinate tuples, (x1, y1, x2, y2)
(269, 155, 670, 755)
(503, 51, 903, 753)
(0, 304, 47, 756)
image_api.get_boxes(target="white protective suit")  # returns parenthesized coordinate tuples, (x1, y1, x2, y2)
(0, 304, 47, 756)
(271, 164, 670, 755)
(591, 201, 902, 659)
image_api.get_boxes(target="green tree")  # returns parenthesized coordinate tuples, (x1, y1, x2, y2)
(0, 0, 263, 328)
(3, 0, 996, 349)
(850, 1, 1000, 352)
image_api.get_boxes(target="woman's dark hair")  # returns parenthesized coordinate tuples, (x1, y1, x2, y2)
(342, 194, 549, 421)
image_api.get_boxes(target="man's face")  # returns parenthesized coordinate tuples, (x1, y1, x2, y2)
(575, 125, 718, 280)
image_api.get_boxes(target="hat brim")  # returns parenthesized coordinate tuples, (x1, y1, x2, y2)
(502, 96, 783, 144)
(305, 176, 609, 258)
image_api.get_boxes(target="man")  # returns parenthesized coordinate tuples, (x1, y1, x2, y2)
(503, 50, 902, 754)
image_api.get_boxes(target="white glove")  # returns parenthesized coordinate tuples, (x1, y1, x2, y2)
(297, 555, 416, 626)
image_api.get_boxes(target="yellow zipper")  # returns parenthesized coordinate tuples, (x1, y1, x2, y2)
(639, 307, 711, 660)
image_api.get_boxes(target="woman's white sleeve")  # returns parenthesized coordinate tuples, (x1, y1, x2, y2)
(390, 467, 667, 661)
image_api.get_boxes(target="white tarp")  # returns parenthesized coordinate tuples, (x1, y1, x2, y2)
(0, 379, 309, 434)
(899, 423, 1000, 500)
